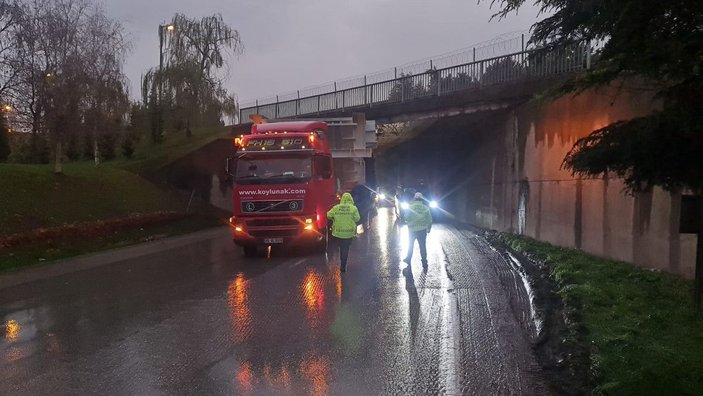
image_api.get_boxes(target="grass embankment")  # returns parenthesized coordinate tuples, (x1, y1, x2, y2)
(116, 126, 231, 174)
(0, 162, 226, 271)
(499, 234, 703, 395)
(0, 163, 186, 233)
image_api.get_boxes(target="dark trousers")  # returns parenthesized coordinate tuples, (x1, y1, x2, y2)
(406, 230, 428, 263)
(337, 237, 353, 268)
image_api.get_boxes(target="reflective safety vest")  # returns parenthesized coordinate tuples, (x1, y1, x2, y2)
(327, 192, 361, 239)
(405, 200, 432, 232)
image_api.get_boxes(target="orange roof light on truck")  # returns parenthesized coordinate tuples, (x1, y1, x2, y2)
(239, 121, 330, 153)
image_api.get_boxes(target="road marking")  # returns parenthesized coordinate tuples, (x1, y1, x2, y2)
(292, 258, 306, 267)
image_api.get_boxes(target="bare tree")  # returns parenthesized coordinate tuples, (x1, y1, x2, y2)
(81, 7, 129, 166)
(0, 1, 21, 99)
(10, 0, 129, 170)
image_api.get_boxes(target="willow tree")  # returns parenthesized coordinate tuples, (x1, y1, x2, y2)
(144, 13, 242, 139)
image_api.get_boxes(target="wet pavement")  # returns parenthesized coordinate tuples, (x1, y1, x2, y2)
(1, 208, 547, 395)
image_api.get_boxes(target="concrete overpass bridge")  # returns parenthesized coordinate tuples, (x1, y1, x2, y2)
(228, 37, 694, 279)
(238, 39, 592, 124)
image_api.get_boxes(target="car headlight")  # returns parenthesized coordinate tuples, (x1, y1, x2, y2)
(400, 202, 409, 210)
(430, 200, 438, 208)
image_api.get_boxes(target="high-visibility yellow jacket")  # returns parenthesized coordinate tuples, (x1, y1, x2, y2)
(405, 200, 432, 232)
(327, 193, 361, 239)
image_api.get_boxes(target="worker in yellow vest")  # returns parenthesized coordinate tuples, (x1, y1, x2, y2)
(327, 192, 361, 273)
(403, 192, 433, 268)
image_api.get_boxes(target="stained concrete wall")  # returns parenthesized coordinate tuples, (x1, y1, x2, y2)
(162, 86, 697, 278)
(464, 85, 698, 278)
(155, 138, 236, 213)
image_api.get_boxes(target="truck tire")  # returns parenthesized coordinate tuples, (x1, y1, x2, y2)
(243, 245, 257, 257)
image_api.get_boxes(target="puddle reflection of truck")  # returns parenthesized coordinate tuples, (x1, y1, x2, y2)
(226, 120, 350, 257)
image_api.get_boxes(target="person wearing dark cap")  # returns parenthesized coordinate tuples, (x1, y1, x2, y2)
(350, 181, 372, 231)
(403, 192, 433, 268)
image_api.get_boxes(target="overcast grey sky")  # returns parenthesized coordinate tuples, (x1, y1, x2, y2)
(103, 0, 543, 104)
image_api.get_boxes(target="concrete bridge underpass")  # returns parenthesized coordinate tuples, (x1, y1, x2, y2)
(237, 41, 592, 125)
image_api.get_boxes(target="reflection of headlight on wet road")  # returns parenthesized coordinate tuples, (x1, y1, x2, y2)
(399, 225, 409, 256)
(377, 208, 390, 257)
(430, 200, 438, 208)
(400, 202, 409, 210)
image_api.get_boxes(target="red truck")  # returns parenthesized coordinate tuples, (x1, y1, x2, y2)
(227, 121, 337, 256)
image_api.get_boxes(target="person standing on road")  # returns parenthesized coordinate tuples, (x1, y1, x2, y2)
(327, 192, 361, 273)
(350, 181, 372, 230)
(403, 192, 433, 268)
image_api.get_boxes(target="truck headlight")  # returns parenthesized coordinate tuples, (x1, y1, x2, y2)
(230, 217, 245, 232)
(401, 202, 409, 210)
(430, 200, 438, 208)
(304, 218, 315, 231)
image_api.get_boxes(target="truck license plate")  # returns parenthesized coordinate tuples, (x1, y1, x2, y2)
(264, 238, 283, 244)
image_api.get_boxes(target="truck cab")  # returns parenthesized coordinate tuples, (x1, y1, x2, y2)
(228, 121, 336, 256)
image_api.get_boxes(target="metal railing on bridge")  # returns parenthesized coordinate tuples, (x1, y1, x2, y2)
(239, 41, 591, 122)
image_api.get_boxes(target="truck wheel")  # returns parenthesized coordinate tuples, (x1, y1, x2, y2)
(243, 246, 257, 257)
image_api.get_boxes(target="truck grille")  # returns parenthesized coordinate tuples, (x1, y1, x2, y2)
(249, 229, 299, 238)
(246, 218, 300, 227)
(241, 200, 304, 213)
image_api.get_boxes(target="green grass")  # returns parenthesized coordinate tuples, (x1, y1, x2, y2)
(0, 127, 234, 271)
(0, 162, 188, 235)
(0, 127, 236, 271)
(115, 126, 231, 174)
(499, 234, 703, 395)
(0, 160, 230, 271)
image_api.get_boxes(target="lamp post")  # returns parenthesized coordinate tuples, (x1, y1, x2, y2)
(157, 23, 174, 141)
(2, 104, 12, 133)
(158, 23, 175, 77)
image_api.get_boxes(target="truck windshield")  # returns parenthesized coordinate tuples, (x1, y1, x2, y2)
(235, 155, 312, 185)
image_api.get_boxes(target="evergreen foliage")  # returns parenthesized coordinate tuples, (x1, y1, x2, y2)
(491, 0, 703, 193)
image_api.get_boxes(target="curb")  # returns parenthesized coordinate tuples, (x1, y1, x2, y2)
(0, 226, 229, 290)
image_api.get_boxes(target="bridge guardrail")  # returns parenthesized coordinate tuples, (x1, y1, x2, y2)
(239, 42, 591, 122)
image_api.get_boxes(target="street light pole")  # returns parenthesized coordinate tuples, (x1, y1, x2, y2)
(157, 23, 174, 142)
(158, 25, 163, 100)
(2, 104, 12, 134)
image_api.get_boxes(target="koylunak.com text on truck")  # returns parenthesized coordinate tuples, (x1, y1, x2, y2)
(226, 120, 341, 257)
(226, 114, 377, 257)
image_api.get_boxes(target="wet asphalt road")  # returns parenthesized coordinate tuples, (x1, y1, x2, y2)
(1, 208, 547, 395)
